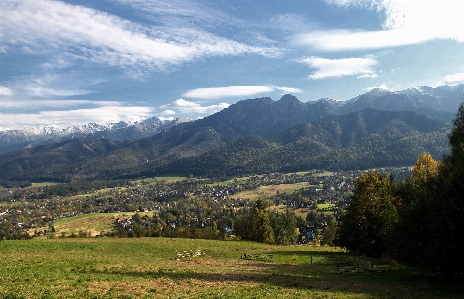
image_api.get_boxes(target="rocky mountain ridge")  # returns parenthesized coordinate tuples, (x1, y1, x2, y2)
(0, 117, 190, 154)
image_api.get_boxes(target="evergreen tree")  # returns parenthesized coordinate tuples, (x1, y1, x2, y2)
(425, 103, 464, 277)
(234, 200, 275, 244)
(395, 103, 464, 278)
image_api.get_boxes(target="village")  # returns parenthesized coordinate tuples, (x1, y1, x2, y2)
(0, 167, 412, 240)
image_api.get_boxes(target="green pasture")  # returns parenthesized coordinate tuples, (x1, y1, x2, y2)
(52, 212, 155, 236)
(131, 176, 187, 186)
(30, 182, 60, 188)
(235, 183, 307, 200)
(317, 203, 337, 210)
(0, 238, 460, 299)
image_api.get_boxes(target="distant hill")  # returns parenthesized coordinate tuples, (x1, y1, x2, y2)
(0, 84, 461, 157)
(0, 117, 190, 154)
(0, 108, 450, 183)
(336, 86, 464, 122)
(139, 109, 450, 178)
(1, 84, 461, 184)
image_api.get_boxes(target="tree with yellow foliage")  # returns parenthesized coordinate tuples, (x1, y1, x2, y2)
(412, 152, 438, 183)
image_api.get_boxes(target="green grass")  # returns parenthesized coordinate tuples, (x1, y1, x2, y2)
(30, 182, 60, 188)
(131, 176, 187, 185)
(317, 203, 336, 210)
(235, 183, 307, 200)
(52, 212, 155, 236)
(0, 238, 461, 299)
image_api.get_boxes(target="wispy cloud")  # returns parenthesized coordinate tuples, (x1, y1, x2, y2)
(115, 0, 234, 27)
(183, 85, 303, 99)
(0, 98, 120, 110)
(294, 1, 464, 51)
(301, 56, 377, 79)
(161, 99, 229, 114)
(358, 74, 378, 79)
(0, 106, 154, 130)
(11, 72, 101, 100)
(0, 0, 279, 78)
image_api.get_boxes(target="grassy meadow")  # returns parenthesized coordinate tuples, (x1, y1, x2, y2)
(0, 238, 461, 299)
(52, 212, 155, 236)
(235, 183, 307, 200)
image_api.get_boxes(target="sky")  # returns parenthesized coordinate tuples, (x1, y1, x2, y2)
(1, 0, 464, 130)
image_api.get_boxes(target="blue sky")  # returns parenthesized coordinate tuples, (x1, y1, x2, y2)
(1, 0, 464, 130)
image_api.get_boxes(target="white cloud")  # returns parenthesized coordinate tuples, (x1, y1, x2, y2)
(0, 0, 279, 77)
(161, 98, 229, 114)
(276, 86, 304, 93)
(444, 73, 464, 84)
(364, 84, 390, 92)
(358, 74, 378, 79)
(0, 99, 121, 110)
(161, 109, 176, 115)
(158, 116, 175, 121)
(301, 56, 377, 79)
(26, 86, 93, 98)
(0, 106, 154, 130)
(0, 86, 13, 96)
(295, 1, 464, 51)
(183, 85, 302, 99)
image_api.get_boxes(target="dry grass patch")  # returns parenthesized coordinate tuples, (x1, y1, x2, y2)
(236, 183, 306, 199)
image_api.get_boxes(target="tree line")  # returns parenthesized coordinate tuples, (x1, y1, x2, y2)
(335, 103, 464, 279)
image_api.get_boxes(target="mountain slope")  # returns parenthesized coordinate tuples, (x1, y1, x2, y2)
(123, 109, 451, 178)
(335, 85, 464, 122)
(0, 117, 187, 154)
(1, 84, 461, 157)
(0, 91, 454, 183)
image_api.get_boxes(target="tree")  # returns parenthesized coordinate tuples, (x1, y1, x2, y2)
(321, 225, 337, 246)
(421, 103, 464, 277)
(394, 103, 464, 278)
(234, 200, 275, 244)
(393, 152, 439, 264)
(412, 152, 439, 183)
(335, 172, 398, 257)
(270, 208, 297, 245)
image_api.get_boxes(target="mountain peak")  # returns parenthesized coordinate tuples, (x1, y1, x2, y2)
(278, 94, 300, 103)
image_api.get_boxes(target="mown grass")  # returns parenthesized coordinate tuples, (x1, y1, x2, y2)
(0, 238, 461, 299)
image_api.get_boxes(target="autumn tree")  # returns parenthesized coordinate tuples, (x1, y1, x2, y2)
(393, 152, 439, 264)
(412, 152, 439, 183)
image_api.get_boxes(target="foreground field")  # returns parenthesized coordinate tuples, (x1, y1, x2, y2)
(0, 238, 461, 299)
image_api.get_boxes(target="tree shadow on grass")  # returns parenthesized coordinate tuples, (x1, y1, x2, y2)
(82, 257, 461, 299)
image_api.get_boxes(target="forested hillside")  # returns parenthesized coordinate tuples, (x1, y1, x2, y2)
(0, 108, 450, 184)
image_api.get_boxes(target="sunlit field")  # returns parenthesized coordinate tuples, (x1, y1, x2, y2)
(0, 238, 461, 299)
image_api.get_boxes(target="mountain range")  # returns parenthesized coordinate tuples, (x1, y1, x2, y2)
(0, 117, 190, 155)
(0, 85, 462, 184)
